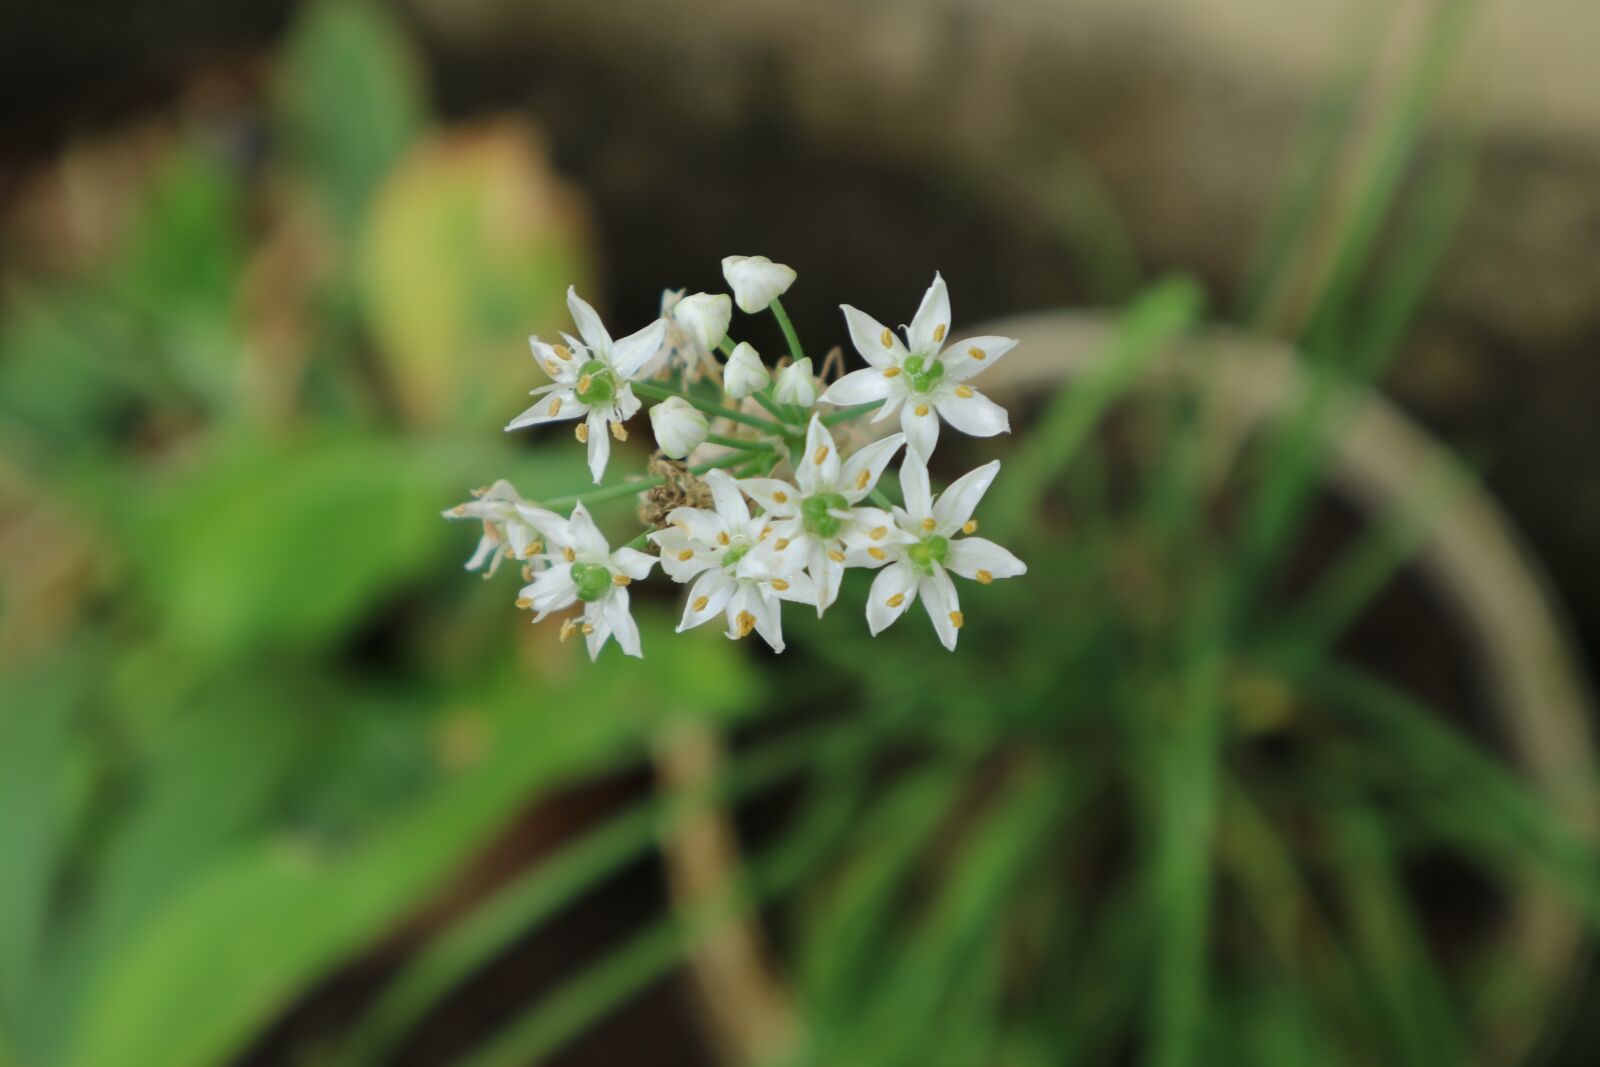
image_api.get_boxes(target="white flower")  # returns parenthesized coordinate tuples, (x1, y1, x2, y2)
(672, 292, 732, 353)
(773, 357, 818, 407)
(722, 254, 797, 314)
(740, 415, 909, 615)
(442, 479, 545, 578)
(865, 454, 1025, 650)
(723, 341, 770, 399)
(824, 272, 1015, 462)
(649, 470, 815, 652)
(514, 501, 657, 660)
(508, 286, 668, 484)
(649, 396, 709, 459)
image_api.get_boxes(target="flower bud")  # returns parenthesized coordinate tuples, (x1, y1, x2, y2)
(774, 357, 818, 408)
(648, 396, 709, 459)
(723, 342, 770, 398)
(721, 254, 797, 314)
(672, 292, 732, 352)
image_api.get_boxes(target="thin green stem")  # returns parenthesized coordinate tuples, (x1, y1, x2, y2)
(632, 381, 781, 432)
(870, 487, 894, 511)
(538, 452, 761, 512)
(769, 297, 806, 363)
(822, 400, 885, 426)
(705, 432, 773, 452)
(716, 336, 736, 357)
(751, 388, 792, 423)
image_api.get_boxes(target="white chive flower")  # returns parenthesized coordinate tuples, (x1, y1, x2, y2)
(722, 254, 797, 314)
(648, 470, 816, 652)
(513, 501, 657, 660)
(507, 286, 668, 484)
(741, 415, 909, 615)
(773, 356, 819, 407)
(824, 272, 1015, 462)
(442, 479, 545, 578)
(723, 342, 770, 398)
(649, 396, 709, 459)
(671, 292, 731, 354)
(865, 454, 1025, 650)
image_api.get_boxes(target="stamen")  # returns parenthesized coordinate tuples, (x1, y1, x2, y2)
(813, 445, 830, 466)
(883, 366, 901, 378)
(451, 505, 467, 516)
(612, 574, 631, 586)
(717, 531, 730, 546)
(868, 546, 886, 560)
(735, 611, 756, 637)
(920, 517, 937, 531)
(548, 396, 562, 416)
(949, 611, 964, 629)
(759, 526, 772, 540)
(772, 490, 788, 503)
(963, 519, 978, 534)
(575, 422, 589, 442)
(886, 593, 905, 608)
(559, 619, 578, 642)
(855, 469, 870, 490)
(677, 549, 694, 561)
(515, 597, 533, 608)
(524, 541, 543, 558)
(577, 374, 592, 393)
(955, 385, 974, 398)
(976, 569, 994, 584)
(775, 538, 790, 550)
(553, 343, 573, 360)
(581, 622, 594, 635)
(771, 579, 790, 591)
(880, 327, 893, 348)
(914, 404, 930, 417)
(968, 346, 986, 360)
(544, 361, 559, 376)
(563, 546, 576, 562)
(870, 526, 888, 540)
(692, 595, 709, 611)
(610, 421, 627, 441)
(828, 549, 846, 563)
(933, 323, 947, 342)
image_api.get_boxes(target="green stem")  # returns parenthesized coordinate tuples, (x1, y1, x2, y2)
(823, 399, 886, 426)
(706, 433, 773, 452)
(769, 297, 806, 364)
(539, 452, 761, 512)
(751, 388, 792, 423)
(633, 381, 781, 432)
(870, 487, 895, 511)
(716, 336, 736, 357)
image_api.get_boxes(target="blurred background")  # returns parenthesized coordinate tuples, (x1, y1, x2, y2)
(3, 0, 1600, 1065)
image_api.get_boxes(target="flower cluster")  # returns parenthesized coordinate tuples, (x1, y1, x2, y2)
(446, 257, 1026, 659)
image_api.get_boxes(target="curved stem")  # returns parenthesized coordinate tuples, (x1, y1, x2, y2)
(768, 298, 806, 364)
(633, 381, 782, 432)
(706, 433, 774, 452)
(822, 399, 886, 426)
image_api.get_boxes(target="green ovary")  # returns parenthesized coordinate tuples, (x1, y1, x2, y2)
(801, 492, 851, 539)
(570, 561, 613, 602)
(907, 535, 949, 576)
(574, 359, 616, 405)
(903, 354, 945, 394)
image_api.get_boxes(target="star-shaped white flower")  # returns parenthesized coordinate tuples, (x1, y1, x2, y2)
(865, 454, 1026, 649)
(508, 286, 668, 484)
(442, 479, 545, 578)
(740, 415, 909, 615)
(648, 469, 816, 652)
(824, 272, 1015, 462)
(514, 501, 657, 660)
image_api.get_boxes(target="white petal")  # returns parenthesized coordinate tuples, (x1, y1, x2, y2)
(946, 536, 1027, 582)
(513, 503, 569, 541)
(902, 399, 941, 463)
(722, 255, 797, 314)
(797, 415, 840, 496)
(899, 453, 933, 520)
(907, 272, 951, 356)
(838, 432, 906, 504)
(807, 540, 844, 617)
(736, 478, 800, 519)
(840, 304, 906, 369)
(920, 567, 962, 650)
(603, 588, 643, 658)
(609, 318, 669, 380)
(530, 338, 580, 382)
(933, 459, 1001, 534)
(942, 335, 1018, 382)
(723, 342, 770, 398)
(567, 286, 611, 353)
(524, 564, 577, 615)
(611, 546, 658, 581)
(649, 527, 714, 582)
(769, 569, 817, 605)
(866, 562, 919, 636)
(672, 292, 732, 351)
(583, 604, 612, 661)
(649, 396, 708, 459)
(664, 505, 726, 547)
(934, 387, 1010, 439)
(820, 367, 894, 408)
(678, 569, 736, 631)
(774, 358, 819, 407)
(565, 501, 611, 560)
(727, 583, 785, 652)
(871, 393, 905, 424)
(506, 388, 583, 430)
(585, 413, 612, 483)
(703, 468, 751, 526)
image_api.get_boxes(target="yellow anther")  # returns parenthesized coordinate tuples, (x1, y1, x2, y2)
(886, 593, 905, 608)
(692, 595, 709, 611)
(828, 549, 846, 563)
(735, 611, 756, 637)
(544, 361, 560, 377)
(880, 327, 893, 348)
(870, 526, 888, 540)
(563, 546, 576, 562)
(775, 538, 790, 550)
(515, 597, 533, 609)
(955, 385, 974, 398)
(868, 546, 886, 560)
(612, 573, 631, 586)
(610, 421, 627, 441)
(883, 366, 901, 378)
(813, 445, 830, 466)
(575, 422, 589, 442)
(771, 579, 790, 591)
(524, 541, 543, 558)
(677, 549, 694, 561)
(976, 569, 994, 584)
(553, 343, 573, 360)
(968, 346, 986, 360)
(577, 374, 592, 393)
(559, 619, 579, 641)
(716, 531, 730, 546)
(914, 404, 930, 417)
(548, 396, 562, 416)
(772, 490, 788, 504)
(962, 519, 978, 534)
(759, 526, 772, 540)
(451, 505, 467, 516)
(855, 469, 870, 490)
(949, 611, 964, 629)
(581, 622, 594, 635)
(933, 323, 947, 342)
(920, 517, 937, 532)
